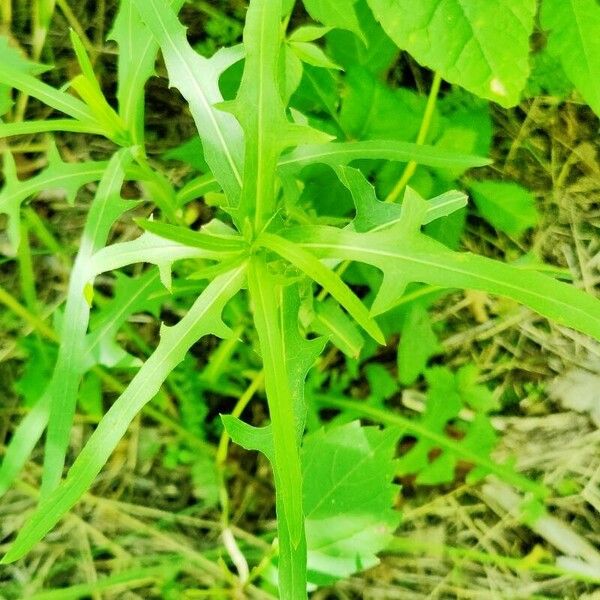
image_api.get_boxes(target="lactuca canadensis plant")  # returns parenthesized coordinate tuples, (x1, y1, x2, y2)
(1, 0, 600, 598)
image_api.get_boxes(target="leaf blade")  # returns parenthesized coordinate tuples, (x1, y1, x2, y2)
(367, 0, 537, 106)
(541, 0, 600, 116)
(1, 265, 246, 564)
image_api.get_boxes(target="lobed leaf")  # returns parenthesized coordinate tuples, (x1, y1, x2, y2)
(395, 367, 497, 485)
(246, 259, 308, 597)
(228, 0, 331, 229)
(284, 190, 600, 341)
(40, 148, 135, 495)
(0, 145, 108, 253)
(279, 139, 491, 173)
(109, 0, 185, 144)
(2, 264, 246, 564)
(83, 270, 163, 370)
(176, 139, 489, 204)
(133, 0, 245, 206)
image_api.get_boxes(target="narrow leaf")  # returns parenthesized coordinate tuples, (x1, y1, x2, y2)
(247, 258, 305, 550)
(0, 147, 107, 253)
(109, 0, 185, 144)
(133, 0, 244, 205)
(2, 265, 246, 564)
(284, 190, 600, 341)
(41, 148, 135, 495)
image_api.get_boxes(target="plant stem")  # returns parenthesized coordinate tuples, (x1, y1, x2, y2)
(247, 258, 307, 599)
(385, 72, 442, 204)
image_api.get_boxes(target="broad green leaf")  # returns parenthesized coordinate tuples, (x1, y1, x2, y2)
(109, 0, 185, 144)
(435, 90, 493, 181)
(41, 148, 135, 496)
(397, 303, 440, 385)
(540, 0, 600, 116)
(228, 0, 330, 229)
(367, 0, 537, 106)
(259, 233, 385, 344)
(325, 0, 397, 77)
(2, 264, 246, 564)
(526, 48, 574, 99)
(0, 145, 108, 253)
(340, 67, 429, 141)
(302, 0, 365, 42)
(468, 180, 539, 237)
(302, 421, 400, 585)
(283, 190, 600, 342)
(133, 0, 245, 206)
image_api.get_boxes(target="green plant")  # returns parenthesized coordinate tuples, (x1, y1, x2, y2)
(1, 0, 600, 598)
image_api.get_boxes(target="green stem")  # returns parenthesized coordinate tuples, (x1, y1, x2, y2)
(247, 258, 307, 599)
(385, 72, 442, 204)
